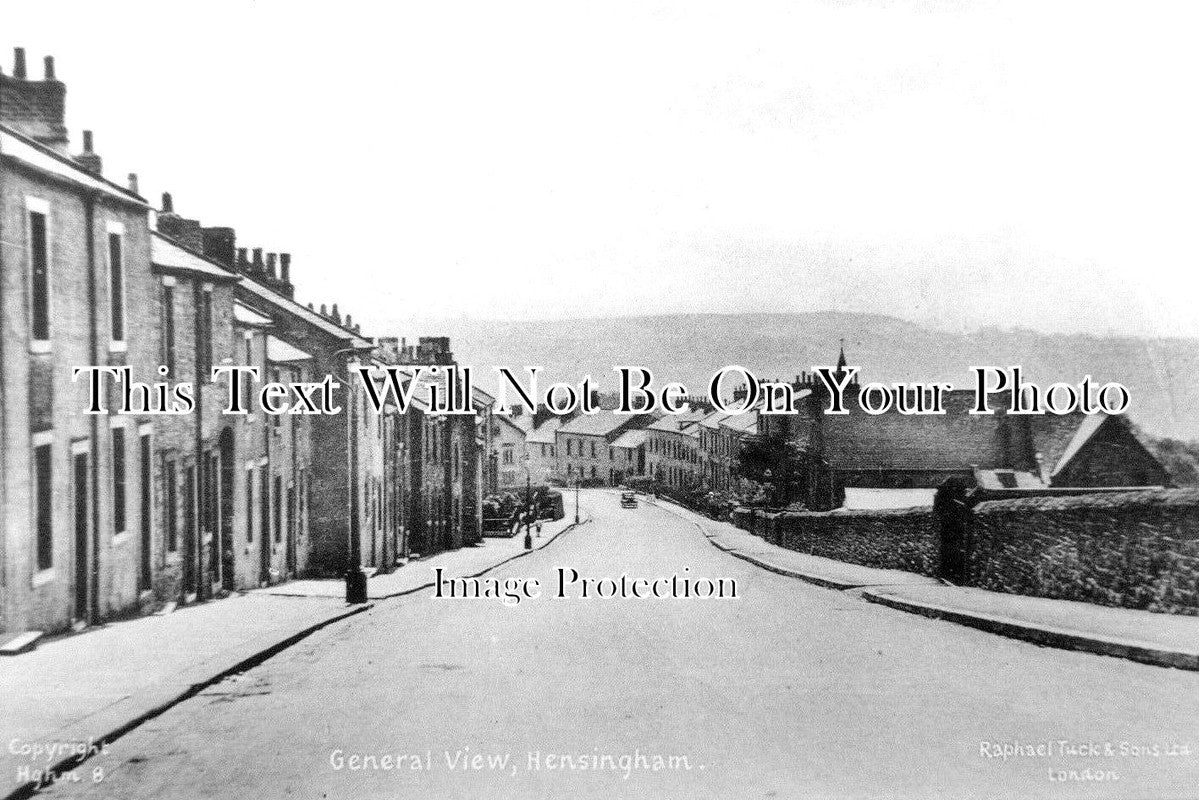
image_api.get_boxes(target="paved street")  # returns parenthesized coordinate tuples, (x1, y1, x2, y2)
(34, 490, 1199, 799)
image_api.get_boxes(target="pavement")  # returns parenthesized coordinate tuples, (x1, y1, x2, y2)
(648, 493, 1199, 671)
(256, 512, 586, 600)
(0, 506, 590, 799)
(29, 488, 1199, 800)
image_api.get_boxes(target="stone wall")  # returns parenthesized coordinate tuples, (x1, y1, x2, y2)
(969, 489, 1199, 615)
(734, 506, 938, 576)
(731, 487, 1199, 616)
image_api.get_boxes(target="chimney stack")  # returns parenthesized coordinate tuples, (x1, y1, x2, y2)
(75, 129, 102, 175)
(331, 303, 341, 324)
(279, 253, 291, 285)
(319, 304, 328, 316)
(251, 248, 263, 273)
(127, 173, 139, 194)
(345, 314, 353, 328)
(237, 247, 249, 269)
(202, 227, 237, 267)
(155, 192, 205, 251)
(266, 253, 277, 279)
(2, 48, 69, 150)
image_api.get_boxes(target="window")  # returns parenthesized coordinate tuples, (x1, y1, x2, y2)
(165, 460, 178, 552)
(541, 443, 547, 457)
(273, 475, 282, 543)
(107, 226, 125, 344)
(34, 439, 53, 570)
(28, 201, 50, 344)
(566, 440, 572, 457)
(590, 441, 596, 458)
(112, 424, 127, 535)
(246, 468, 255, 542)
(502, 445, 514, 465)
(590, 466, 597, 479)
(139, 429, 153, 589)
(161, 281, 176, 376)
(609, 447, 614, 461)
(260, 470, 270, 551)
(198, 287, 213, 381)
(243, 336, 254, 414)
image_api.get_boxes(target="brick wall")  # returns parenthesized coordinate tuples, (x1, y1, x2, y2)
(969, 489, 1199, 615)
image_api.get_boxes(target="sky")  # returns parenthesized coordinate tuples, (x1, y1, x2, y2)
(5, 0, 1198, 338)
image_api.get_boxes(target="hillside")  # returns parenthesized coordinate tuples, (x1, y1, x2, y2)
(384, 312, 1199, 439)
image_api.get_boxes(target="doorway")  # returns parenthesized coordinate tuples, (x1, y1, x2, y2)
(72, 445, 90, 622)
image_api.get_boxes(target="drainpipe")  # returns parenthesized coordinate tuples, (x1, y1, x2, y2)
(85, 195, 100, 622)
(0, 140, 7, 628)
(192, 282, 204, 601)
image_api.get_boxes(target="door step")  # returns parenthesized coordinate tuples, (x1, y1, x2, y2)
(0, 630, 43, 655)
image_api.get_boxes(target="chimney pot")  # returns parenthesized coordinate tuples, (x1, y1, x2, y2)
(13, 48, 26, 80)
(331, 303, 341, 323)
(266, 253, 277, 278)
(127, 173, 139, 194)
(279, 253, 291, 284)
(251, 248, 263, 270)
(161, 192, 174, 214)
(307, 302, 314, 310)
(237, 247, 248, 267)
(320, 303, 328, 316)
(82, 130, 94, 153)
(43, 55, 54, 80)
(346, 314, 353, 327)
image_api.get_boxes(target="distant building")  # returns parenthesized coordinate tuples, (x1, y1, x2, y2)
(555, 413, 653, 485)
(643, 411, 706, 490)
(492, 408, 533, 489)
(771, 345, 1171, 508)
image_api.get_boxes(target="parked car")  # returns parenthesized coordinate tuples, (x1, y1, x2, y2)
(620, 491, 638, 509)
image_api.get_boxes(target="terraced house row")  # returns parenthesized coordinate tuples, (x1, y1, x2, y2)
(0, 49, 490, 636)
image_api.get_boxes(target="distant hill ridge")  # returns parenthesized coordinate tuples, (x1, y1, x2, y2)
(385, 312, 1199, 439)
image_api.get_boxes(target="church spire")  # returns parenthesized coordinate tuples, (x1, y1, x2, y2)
(836, 338, 847, 372)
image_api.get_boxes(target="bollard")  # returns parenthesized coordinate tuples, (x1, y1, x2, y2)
(345, 567, 368, 604)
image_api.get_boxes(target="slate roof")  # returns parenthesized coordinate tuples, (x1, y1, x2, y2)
(821, 390, 1004, 472)
(233, 301, 273, 327)
(0, 123, 148, 206)
(558, 412, 633, 438)
(527, 418, 562, 444)
(611, 429, 649, 449)
(151, 232, 241, 283)
(267, 336, 313, 363)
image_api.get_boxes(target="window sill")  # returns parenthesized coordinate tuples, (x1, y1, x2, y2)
(109, 341, 128, 353)
(32, 568, 55, 588)
(30, 340, 51, 354)
(112, 531, 130, 545)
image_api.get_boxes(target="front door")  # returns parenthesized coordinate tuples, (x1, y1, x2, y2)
(138, 430, 153, 592)
(73, 448, 90, 622)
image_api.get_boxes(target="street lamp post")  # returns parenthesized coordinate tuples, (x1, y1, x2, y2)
(574, 479, 580, 524)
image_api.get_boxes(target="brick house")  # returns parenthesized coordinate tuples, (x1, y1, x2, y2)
(555, 413, 653, 485)
(192, 227, 375, 578)
(643, 411, 706, 490)
(0, 50, 157, 633)
(492, 409, 533, 489)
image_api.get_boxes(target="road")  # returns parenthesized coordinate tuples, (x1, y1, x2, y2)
(39, 490, 1199, 799)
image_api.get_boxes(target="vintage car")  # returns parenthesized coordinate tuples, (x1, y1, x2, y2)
(620, 491, 638, 509)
